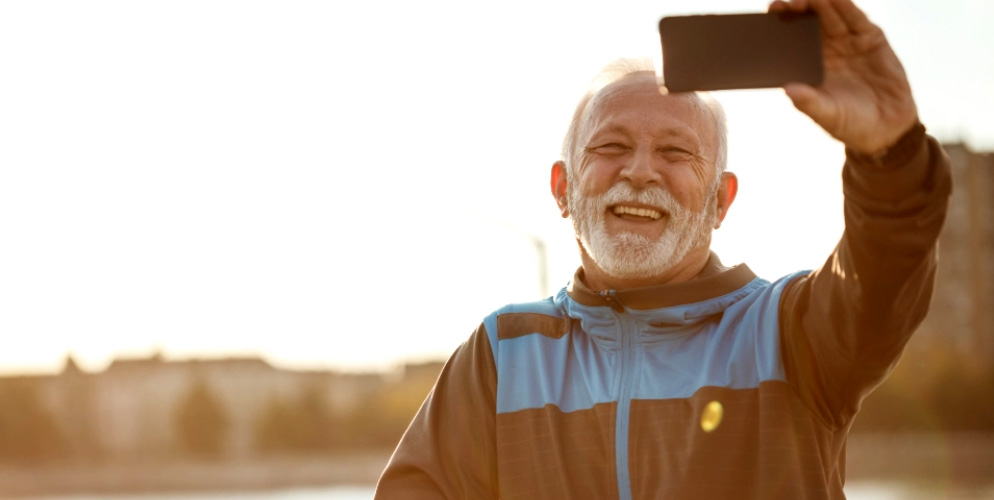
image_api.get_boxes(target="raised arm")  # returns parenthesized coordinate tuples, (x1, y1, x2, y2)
(771, 0, 953, 427)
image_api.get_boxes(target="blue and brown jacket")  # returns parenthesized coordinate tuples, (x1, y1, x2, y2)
(376, 124, 951, 500)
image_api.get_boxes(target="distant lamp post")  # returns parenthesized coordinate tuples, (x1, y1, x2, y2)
(481, 215, 550, 299)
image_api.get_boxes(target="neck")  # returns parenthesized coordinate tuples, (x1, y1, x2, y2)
(579, 245, 714, 291)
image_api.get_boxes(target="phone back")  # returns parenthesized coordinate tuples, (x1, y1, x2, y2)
(659, 12, 823, 92)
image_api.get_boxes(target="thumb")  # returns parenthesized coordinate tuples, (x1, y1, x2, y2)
(783, 82, 835, 127)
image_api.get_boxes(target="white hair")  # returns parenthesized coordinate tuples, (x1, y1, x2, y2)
(560, 58, 728, 183)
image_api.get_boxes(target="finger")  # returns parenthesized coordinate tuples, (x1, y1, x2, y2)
(804, 0, 850, 37)
(784, 0, 809, 12)
(768, 1, 789, 13)
(783, 82, 835, 126)
(832, 0, 877, 34)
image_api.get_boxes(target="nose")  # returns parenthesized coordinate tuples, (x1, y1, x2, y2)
(619, 145, 662, 188)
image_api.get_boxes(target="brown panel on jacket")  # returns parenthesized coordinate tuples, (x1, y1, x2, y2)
(628, 382, 845, 500)
(497, 312, 569, 340)
(496, 402, 619, 500)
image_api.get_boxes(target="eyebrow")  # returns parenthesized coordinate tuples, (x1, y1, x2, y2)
(587, 123, 700, 145)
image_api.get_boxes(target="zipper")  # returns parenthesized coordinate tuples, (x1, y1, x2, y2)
(605, 290, 636, 500)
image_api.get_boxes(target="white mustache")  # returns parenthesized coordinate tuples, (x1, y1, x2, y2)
(599, 183, 685, 215)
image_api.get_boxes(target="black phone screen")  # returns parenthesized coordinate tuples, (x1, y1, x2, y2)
(658, 12, 823, 92)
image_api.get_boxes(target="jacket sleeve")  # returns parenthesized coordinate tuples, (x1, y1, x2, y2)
(778, 123, 953, 429)
(374, 322, 499, 499)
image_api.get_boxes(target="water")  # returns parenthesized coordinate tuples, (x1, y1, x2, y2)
(25, 482, 994, 500)
(847, 481, 994, 499)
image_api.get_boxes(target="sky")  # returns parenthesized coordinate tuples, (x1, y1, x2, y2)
(1, 0, 992, 375)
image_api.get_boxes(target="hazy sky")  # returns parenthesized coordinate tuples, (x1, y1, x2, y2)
(1, 0, 992, 374)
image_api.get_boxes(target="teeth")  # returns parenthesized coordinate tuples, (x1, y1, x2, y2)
(612, 205, 662, 220)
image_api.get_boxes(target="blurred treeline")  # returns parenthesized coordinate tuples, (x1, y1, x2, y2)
(254, 365, 439, 453)
(1, 345, 992, 465)
(0, 359, 443, 465)
(853, 346, 994, 433)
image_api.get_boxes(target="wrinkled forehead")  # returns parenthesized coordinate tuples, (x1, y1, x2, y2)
(589, 73, 661, 106)
(583, 74, 713, 136)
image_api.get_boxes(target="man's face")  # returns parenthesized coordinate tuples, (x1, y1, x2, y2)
(568, 75, 720, 281)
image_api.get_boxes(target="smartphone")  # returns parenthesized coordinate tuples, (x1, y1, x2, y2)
(658, 11, 823, 92)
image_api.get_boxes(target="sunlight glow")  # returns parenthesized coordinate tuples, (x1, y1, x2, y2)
(0, 0, 990, 374)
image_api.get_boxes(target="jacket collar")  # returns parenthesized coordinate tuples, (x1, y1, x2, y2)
(566, 252, 757, 311)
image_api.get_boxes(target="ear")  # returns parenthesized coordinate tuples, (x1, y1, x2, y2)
(713, 171, 738, 229)
(551, 161, 570, 218)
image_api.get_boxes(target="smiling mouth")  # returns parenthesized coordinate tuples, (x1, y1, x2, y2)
(611, 205, 664, 220)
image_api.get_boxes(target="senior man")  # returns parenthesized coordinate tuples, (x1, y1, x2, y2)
(375, 0, 951, 498)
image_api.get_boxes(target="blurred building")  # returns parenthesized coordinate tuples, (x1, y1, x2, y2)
(4, 354, 387, 462)
(911, 143, 994, 366)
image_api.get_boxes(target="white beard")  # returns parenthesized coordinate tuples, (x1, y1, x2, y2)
(569, 182, 717, 280)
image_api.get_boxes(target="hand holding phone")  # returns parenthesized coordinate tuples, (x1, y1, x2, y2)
(765, 0, 918, 156)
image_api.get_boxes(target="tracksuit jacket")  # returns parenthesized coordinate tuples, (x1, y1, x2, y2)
(376, 124, 952, 499)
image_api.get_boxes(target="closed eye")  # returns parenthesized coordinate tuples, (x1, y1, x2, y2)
(658, 147, 693, 160)
(587, 143, 630, 155)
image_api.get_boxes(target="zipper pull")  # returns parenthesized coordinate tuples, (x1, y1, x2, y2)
(599, 290, 625, 313)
